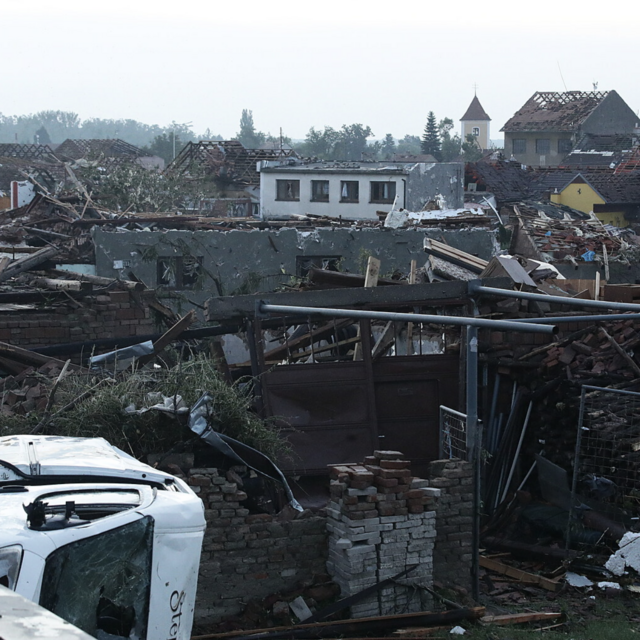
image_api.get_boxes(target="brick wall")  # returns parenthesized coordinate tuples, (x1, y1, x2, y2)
(0, 291, 159, 350)
(428, 459, 473, 592)
(188, 468, 328, 626)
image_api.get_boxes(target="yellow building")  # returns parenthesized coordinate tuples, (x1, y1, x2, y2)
(460, 96, 491, 151)
(549, 174, 628, 227)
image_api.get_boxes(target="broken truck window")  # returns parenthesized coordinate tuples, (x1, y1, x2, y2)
(40, 516, 153, 640)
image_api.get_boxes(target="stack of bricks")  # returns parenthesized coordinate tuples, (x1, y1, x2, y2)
(187, 467, 328, 626)
(428, 459, 473, 592)
(326, 451, 440, 618)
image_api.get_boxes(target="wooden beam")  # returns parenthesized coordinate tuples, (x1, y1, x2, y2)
(0, 246, 60, 283)
(479, 556, 562, 592)
(0, 341, 84, 372)
(353, 257, 381, 361)
(135, 310, 196, 367)
(32, 278, 92, 292)
(481, 612, 563, 626)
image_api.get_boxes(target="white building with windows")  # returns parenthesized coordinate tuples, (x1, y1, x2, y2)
(258, 160, 464, 220)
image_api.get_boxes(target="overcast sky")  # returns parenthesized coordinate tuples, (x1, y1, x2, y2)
(4, 0, 638, 142)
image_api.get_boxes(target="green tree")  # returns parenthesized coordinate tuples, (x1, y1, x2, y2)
(438, 118, 462, 162)
(298, 126, 340, 159)
(334, 123, 374, 161)
(141, 133, 187, 165)
(381, 134, 396, 160)
(461, 134, 483, 162)
(236, 109, 266, 148)
(396, 135, 421, 156)
(34, 126, 51, 145)
(421, 112, 441, 160)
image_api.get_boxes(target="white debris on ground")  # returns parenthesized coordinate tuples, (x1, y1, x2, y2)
(598, 581, 622, 590)
(566, 572, 594, 588)
(449, 626, 466, 635)
(384, 207, 485, 229)
(605, 532, 640, 576)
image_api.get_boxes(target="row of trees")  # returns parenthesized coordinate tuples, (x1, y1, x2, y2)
(0, 108, 486, 165)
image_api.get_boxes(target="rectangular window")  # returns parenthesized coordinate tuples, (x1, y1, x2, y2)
(311, 180, 329, 202)
(558, 138, 573, 154)
(472, 127, 480, 136)
(536, 139, 550, 155)
(157, 256, 203, 290)
(370, 181, 396, 204)
(340, 181, 359, 203)
(276, 179, 300, 201)
(512, 139, 527, 154)
(296, 255, 342, 278)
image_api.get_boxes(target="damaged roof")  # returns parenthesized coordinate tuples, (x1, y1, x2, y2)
(501, 91, 610, 132)
(167, 140, 297, 187)
(54, 139, 144, 163)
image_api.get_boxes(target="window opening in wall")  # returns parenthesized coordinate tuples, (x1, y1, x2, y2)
(340, 181, 359, 203)
(472, 127, 480, 136)
(536, 139, 550, 155)
(558, 138, 573, 154)
(311, 180, 330, 202)
(276, 179, 300, 201)
(296, 255, 342, 278)
(370, 181, 396, 204)
(512, 139, 526, 154)
(157, 256, 203, 290)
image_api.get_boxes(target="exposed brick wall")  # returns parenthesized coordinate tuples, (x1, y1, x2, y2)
(0, 291, 159, 350)
(188, 468, 328, 626)
(428, 459, 473, 592)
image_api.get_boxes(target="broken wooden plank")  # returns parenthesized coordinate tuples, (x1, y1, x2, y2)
(32, 277, 92, 292)
(353, 256, 380, 361)
(48, 269, 146, 291)
(599, 327, 640, 378)
(0, 341, 84, 371)
(481, 612, 563, 626)
(135, 310, 196, 367)
(0, 246, 60, 282)
(479, 556, 561, 592)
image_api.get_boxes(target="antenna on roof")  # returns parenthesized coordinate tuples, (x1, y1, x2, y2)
(556, 61, 568, 92)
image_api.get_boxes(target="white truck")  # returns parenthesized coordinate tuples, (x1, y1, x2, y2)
(0, 435, 206, 640)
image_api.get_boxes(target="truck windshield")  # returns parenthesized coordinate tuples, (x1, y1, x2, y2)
(40, 516, 153, 639)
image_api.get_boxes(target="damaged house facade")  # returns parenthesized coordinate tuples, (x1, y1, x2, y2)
(258, 159, 464, 220)
(502, 90, 639, 167)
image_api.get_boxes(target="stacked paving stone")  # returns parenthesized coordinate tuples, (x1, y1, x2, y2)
(187, 467, 328, 626)
(428, 459, 474, 592)
(326, 451, 441, 618)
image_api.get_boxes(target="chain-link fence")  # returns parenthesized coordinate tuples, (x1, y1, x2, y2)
(570, 385, 640, 538)
(439, 406, 468, 461)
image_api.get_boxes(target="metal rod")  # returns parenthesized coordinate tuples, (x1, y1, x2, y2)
(471, 282, 640, 313)
(510, 313, 640, 324)
(258, 303, 556, 334)
(500, 400, 533, 504)
(467, 325, 480, 602)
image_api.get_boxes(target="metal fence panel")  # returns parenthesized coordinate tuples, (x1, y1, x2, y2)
(439, 405, 467, 461)
(570, 385, 640, 537)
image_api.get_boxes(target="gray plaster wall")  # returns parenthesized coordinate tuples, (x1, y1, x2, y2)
(582, 91, 639, 136)
(406, 162, 463, 210)
(93, 226, 497, 315)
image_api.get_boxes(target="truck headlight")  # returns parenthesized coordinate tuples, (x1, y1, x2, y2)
(0, 545, 23, 590)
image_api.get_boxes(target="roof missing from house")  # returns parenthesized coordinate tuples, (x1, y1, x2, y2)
(501, 91, 609, 133)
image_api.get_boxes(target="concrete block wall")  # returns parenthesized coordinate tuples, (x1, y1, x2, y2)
(0, 290, 159, 350)
(326, 451, 440, 618)
(188, 468, 328, 626)
(428, 460, 473, 592)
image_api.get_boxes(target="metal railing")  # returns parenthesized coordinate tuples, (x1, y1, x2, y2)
(439, 406, 468, 461)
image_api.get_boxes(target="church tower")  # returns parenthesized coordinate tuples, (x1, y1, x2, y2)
(460, 95, 491, 150)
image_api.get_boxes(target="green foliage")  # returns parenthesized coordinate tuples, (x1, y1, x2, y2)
(381, 134, 397, 160)
(396, 134, 422, 156)
(462, 133, 484, 162)
(298, 124, 374, 161)
(297, 126, 340, 159)
(236, 109, 266, 148)
(421, 111, 441, 160)
(78, 162, 203, 213)
(439, 117, 462, 162)
(0, 355, 288, 462)
(141, 133, 187, 165)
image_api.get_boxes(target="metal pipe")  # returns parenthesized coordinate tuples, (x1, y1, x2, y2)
(258, 303, 556, 334)
(471, 282, 640, 313)
(510, 313, 640, 324)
